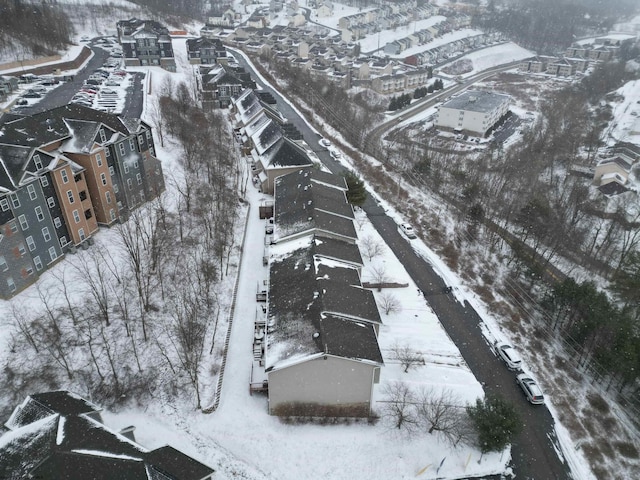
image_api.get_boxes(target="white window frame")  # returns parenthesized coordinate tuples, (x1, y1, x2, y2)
(34, 256, 43, 271)
(61, 169, 69, 183)
(42, 227, 51, 242)
(48, 246, 58, 261)
(100, 173, 107, 186)
(27, 184, 37, 200)
(35, 206, 44, 221)
(0, 256, 7, 271)
(40, 176, 49, 187)
(33, 154, 43, 170)
(118, 142, 125, 156)
(73, 210, 80, 223)
(136, 173, 142, 185)
(18, 214, 28, 231)
(26, 236, 36, 251)
(67, 190, 75, 204)
(54, 217, 62, 228)
(0, 198, 9, 211)
(11, 194, 20, 208)
(47, 196, 55, 208)
(96, 153, 103, 167)
(105, 191, 112, 204)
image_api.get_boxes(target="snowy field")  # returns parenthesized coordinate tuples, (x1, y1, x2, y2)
(607, 78, 640, 146)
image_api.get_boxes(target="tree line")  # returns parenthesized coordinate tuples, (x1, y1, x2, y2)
(0, 0, 72, 58)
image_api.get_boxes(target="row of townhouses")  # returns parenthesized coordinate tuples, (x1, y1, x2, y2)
(520, 35, 636, 77)
(1, 391, 214, 479)
(0, 104, 165, 299)
(230, 91, 384, 416)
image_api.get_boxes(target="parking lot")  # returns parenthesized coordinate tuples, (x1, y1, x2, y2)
(7, 36, 139, 116)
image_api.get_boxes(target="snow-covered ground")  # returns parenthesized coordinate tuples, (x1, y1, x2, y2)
(607, 78, 640, 145)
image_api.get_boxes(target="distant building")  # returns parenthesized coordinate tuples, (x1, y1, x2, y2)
(116, 18, 176, 72)
(435, 90, 511, 137)
(186, 37, 228, 65)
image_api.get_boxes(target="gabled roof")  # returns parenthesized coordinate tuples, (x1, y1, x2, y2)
(0, 104, 146, 149)
(252, 120, 283, 156)
(266, 240, 383, 370)
(1, 391, 214, 480)
(0, 143, 30, 191)
(313, 236, 363, 267)
(597, 154, 632, 171)
(261, 136, 311, 169)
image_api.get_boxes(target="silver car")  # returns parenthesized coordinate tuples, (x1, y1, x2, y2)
(516, 374, 544, 405)
(495, 343, 523, 371)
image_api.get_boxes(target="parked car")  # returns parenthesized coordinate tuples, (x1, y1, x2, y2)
(495, 343, 523, 371)
(329, 149, 342, 159)
(23, 91, 42, 98)
(399, 223, 417, 239)
(319, 138, 331, 147)
(15, 98, 29, 105)
(516, 374, 544, 405)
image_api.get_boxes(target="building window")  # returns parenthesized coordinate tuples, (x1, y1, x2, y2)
(7, 277, 16, 293)
(96, 153, 103, 167)
(48, 246, 58, 262)
(100, 173, 107, 186)
(105, 148, 110, 157)
(136, 173, 142, 185)
(127, 178, 133, 190)
(106, 191, 112, 204)
(0, 256, 7, 271)
(35, 206, 44, 221)
(18, 214, 28, 231)
(0, 198, 9, 211)
(42, 227, 51, 242)
(138, 134, 144, 146)
(27, 185, 38, 200)
(10, 222, 18, 233)
(118, 143, 125, 156)
(79, 190, 87, 202)
(110, 209, 116, 221)
(73, 210, 80, 223)
(109, 165, 115, 176)
(124, 162, 129, 174)
(61, 169, 69, 183)
(150, 146, 155, 157)
(146, 129, 151, 140)
(11, 194, 20, 209)
(54, 217, 62, 228)
(100, 129, 106, 142)
(18, 244, 26, 257)
(79, 228, 86, 241)
(25, 266, 34, 277)
(139, 191, 145, 202)
(133, 158, 139, 169)
(47, 197, 55, 208)
(59, 236, 68, 247)
(113, 183, 119, 193)
(67, 190, 75, 203)
(129, 138, 136, 151)
(26, 236, 36, 251)
(33, 154, 42, 170)
(34, 256, 43, 271)
(84, 209, 93, 220)
(40, 176, 49, 187)
(74, 174, 81, 183)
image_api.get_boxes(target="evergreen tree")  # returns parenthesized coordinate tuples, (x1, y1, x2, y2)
(467, 395, 521, 453)
(344, 171, 367, 207)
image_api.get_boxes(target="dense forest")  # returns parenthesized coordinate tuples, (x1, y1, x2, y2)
(474, 0, 637, 54)
(0, 0, 72, 58)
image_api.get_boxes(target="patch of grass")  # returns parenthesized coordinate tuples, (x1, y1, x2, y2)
(615, 441, 640, 459)
(588, 393, 610, 415)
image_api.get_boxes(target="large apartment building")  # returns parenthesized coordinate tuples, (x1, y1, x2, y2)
(116, 18, 176, 72)
(0, 104, 165, 298)
(435, 90, 511, 137)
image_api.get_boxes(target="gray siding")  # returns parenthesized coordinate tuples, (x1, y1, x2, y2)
(11, 183, 63, 268)
(0, 217, 36, 299)
(268, 355, 377, 417)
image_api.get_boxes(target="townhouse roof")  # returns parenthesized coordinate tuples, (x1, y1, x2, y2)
(441, 90, 510, 113)
(313, 236, 363, 267)
(0, 143, 30, 191)
(252, 120, 283, 156)
(0, 391, 214, 480)
(266, 241, 383, 370)
(274, 168, 356, 242)
(261, 136, 312, 168)
(597, 154, 633, 171)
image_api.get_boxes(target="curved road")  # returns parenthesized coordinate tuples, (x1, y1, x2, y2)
(230, 47, 573, 480)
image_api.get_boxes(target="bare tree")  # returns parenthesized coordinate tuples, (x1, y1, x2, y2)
(416, 387, 474, 446)
(360, 235, 384, 261)
(378, 292, 402, 315)
(381, 381, 419, 432)
(391, 342, 423, 373)
(369, 263, 389, 291)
